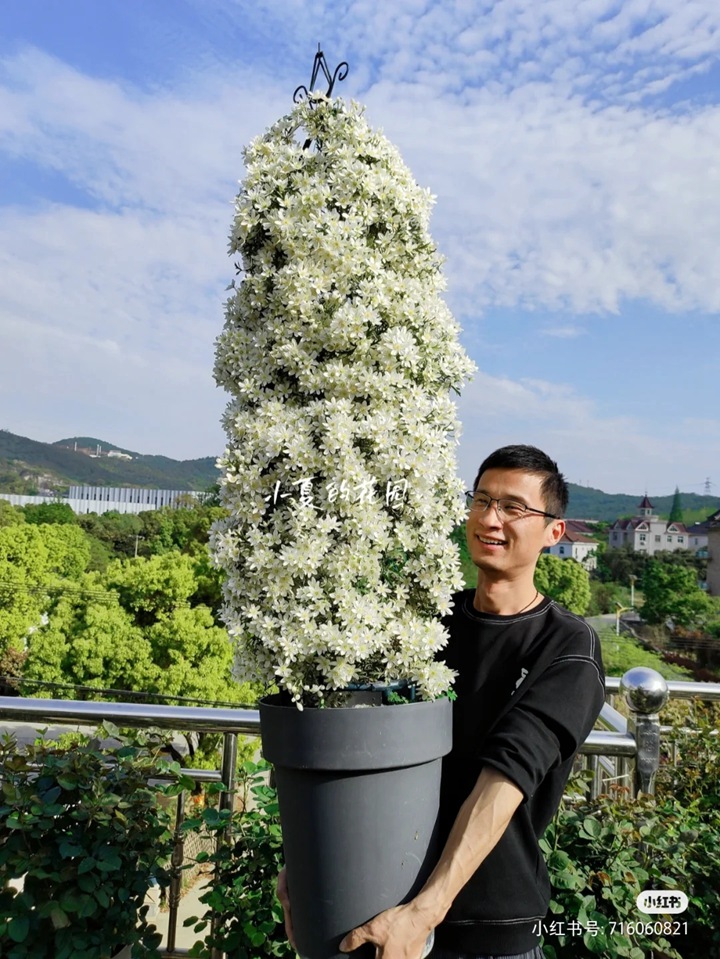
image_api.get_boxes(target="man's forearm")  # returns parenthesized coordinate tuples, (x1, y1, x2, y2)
(411, 766, 524, 928)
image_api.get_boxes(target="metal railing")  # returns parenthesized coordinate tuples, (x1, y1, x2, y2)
(584, 670, 720, 799)
(2, 669, 720, 956)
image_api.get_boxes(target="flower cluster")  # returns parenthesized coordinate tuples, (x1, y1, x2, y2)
(211, 97, 475, 705)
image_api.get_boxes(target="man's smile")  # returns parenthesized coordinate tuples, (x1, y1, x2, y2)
(477, 536, 507, 547)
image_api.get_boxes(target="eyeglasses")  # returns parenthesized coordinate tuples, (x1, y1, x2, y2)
(465, 491, 558, 520)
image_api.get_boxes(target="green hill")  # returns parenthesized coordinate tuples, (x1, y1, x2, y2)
(567, 484, 718, 522)
(0, 430, 218, 493)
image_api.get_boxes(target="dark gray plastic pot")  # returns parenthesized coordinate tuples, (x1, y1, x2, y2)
(260, 694, 452, 959)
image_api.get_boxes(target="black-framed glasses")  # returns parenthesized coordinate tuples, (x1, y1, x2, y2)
(465, 491, 558, 520)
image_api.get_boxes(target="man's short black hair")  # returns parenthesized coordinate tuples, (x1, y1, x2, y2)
(472, 444, 569, 518)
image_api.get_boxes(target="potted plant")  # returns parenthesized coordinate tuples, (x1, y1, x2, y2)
(0, 725, 180, 959)
(211, 82, 474, 959)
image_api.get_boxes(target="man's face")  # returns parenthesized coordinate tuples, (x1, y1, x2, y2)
(466, 468, 565, 579)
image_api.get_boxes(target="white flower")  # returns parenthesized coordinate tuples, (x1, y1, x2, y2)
(212, 97, 476, 705)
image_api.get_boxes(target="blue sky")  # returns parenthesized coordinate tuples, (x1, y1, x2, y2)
(1, 0, 719, 496)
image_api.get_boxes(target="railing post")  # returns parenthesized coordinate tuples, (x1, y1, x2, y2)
(209, 732, 239, 959)
(165, 790, 186, 954)
(620, 667, 669, 796)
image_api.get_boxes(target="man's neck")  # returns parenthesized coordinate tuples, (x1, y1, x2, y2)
(472, 575, 542, 616)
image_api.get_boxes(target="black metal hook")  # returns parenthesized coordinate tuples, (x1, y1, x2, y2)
(293, 44, 349, 105)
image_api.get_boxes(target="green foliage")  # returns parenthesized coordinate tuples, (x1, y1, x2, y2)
(656, 701, 720, 815)
(0, 524, 90, 660)
(450, 523, 476, 589)
(596, 546, 648, 585)
(0, 524, 51, 656)
(640, 561, 711, 627)
(83, 534, 113, 572)
(104, 553, 198, 624)
(535, 555, 591, 615)
(23, 502, 77, 525)
(183, 760, 294, 959)
(543, 711, 720, 959)
(23, 580, 157, 695)
(76, 511, 143, 559)
(598, 546, 707, 587)
(0, 726, 181, 959)
(597, 628, 691, 680)
(542, 770, 720, 958)
(668, 487, 684, 524)
(137, 505, 227, 558)
(24, 553, 241, 707)
(586, 580, 630, 616)
(0, 500, 25, 527)
(40, 525, 91, 579)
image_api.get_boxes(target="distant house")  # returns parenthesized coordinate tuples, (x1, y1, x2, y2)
(564, 519, 596, 536)
(607, 495, 688, 555)
(706, 509, 720, 596)
(545, 529, 598, 570)
(686, 520, 711, 557)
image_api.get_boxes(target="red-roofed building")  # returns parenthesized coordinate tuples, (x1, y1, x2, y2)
(544, 529, 599, 570)
(608, 495, 688, 555)
(564, 519, 596, 536)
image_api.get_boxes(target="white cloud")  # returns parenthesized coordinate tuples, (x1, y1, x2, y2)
(455, 371, 720, 495)
(541, 326, 586, 338)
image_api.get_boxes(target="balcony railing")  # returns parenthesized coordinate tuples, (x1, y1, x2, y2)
(2, 668, 719, 958)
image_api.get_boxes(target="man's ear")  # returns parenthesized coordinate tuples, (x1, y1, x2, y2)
(544, 518, 565, 547)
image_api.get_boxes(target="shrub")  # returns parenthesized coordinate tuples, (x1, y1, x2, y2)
(183, 760, 293, 958)
(542, 772, 720, 958)
(0, 726, 180, 959)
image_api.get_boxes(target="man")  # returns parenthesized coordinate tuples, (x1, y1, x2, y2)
(279, 445, 605, 959)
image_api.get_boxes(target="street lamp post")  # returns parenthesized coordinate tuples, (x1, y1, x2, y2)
(615, 603, 634, 636)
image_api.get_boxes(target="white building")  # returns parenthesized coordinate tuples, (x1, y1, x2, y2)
(0, 486, 203, 515)
(608, 496, 688, 555)
(545, 530, 598, 570)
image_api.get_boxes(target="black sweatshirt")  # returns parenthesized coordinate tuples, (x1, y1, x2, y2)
(433, 590, 605, 955)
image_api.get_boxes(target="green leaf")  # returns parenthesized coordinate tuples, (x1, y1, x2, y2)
(8, 915, 30, 943)
(49, 904, 70, 929)
(581, 817, 601, 839)
(58, 840, 84, 858)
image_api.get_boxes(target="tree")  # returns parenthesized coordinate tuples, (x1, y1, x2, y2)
(41, 525, 91, 580)
(23, 583, 155, 695)
(138, 504, 226, 557)
(0, 526, 51, 658)
(25, 551, 241, 709)
(595, 544, 649, 584)
(0, 499, 25, 528)
(0, 524, 91, 661)
(76, 510, 143, 558)
(640, 561, 712, 627)
(23, 502, 77, 525)
(668, 486, 684, 524)
(534, 555, 591, 615)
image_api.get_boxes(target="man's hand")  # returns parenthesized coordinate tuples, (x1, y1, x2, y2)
(338, 901, 434, 959)
(276, 866, 297, 951)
